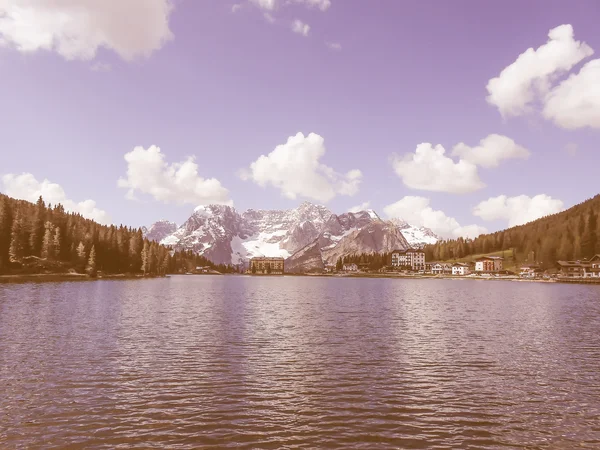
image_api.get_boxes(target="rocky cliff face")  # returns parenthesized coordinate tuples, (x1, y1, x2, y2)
(142, 220, 177, 243)
(285, 216, 412, 273)
(147, 202, 438, 271)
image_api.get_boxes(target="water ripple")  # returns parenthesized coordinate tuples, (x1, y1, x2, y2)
(1, 276, 600, 448)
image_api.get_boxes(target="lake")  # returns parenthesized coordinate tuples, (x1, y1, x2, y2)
(1, 276, 600, 448)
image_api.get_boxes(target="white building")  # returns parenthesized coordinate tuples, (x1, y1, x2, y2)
(343, 263, 358, 272)
(475, 256, 503, 273)
(452, 263, 470, 276)
(391, 249, 426, 270)
(588, 255, 600, 278)
(431, 262, 452, 275)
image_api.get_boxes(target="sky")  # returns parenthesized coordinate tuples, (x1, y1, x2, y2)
(1, 0, 599, 239)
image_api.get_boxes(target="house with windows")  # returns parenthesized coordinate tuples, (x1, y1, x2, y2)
(390, 249, 426, 270)
(452, 263, 471, 276)
(588, 255, 600, 278)
(558, 255, 600, 279)
(431, 262, 452, 275)
(475, 256, 503, 273)
(249, 257, 284, 275)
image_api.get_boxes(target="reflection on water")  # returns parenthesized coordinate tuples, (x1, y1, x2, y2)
(1, 276, 600, 448)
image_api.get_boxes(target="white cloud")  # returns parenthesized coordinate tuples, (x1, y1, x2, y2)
(0, 0, 173, 61)
(1, 173, 111, 224)
(232, 4, 243, 13)
(349, 202, 370, 213)
(543, 59, 600, 129)
(118, 145, 232, 206)
(451, 134, 530, 168)
(326, 41, 341, 51)
(486, 24, 594, 117)
(249, 0, 331, 11)
(292, 0, 331, 11)
(249, 0, 277, 10)
(384, 196, 487, 239)
(473, 194, 564, 227)
(291, 19, 310, 36)
(392, 143, 484, 194)
(240, 132, 362, 203)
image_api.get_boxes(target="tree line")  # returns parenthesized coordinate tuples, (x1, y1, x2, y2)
(0, 194, 237, 276)
(335, 252, 393, 271)
(423, 194, 600, 269)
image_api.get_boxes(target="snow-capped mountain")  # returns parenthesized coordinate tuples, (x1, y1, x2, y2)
(390, 218, 440, 248)
(146, 202, 439, 270)
(142, 220, 178, 243)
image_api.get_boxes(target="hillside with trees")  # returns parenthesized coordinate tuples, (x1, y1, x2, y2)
(0, 194, 237, 277)
(423, 194, 600, 269)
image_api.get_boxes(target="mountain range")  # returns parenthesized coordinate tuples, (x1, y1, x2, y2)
(142, 202, 439, 271)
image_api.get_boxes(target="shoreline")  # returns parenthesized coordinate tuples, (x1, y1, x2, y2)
(282, 272, 600, 285)
(2, 272, 598, 286)
(0, 273, 167, 284)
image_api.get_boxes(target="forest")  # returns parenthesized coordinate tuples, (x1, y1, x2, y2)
(0, 194, 237, 276)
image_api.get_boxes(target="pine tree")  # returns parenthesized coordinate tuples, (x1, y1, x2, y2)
(86, 245, 97, 277)
(41, 221, 55, 259)
(53, 227, 61, 260)
(29, 196, 45, 256)
(141, 241, 149, 275)
(9, 213, 26, 262)
(76, 241, 86, 272)
(148, 245, 158, 274)
(160, 253, 169, 275)
(581, 210, 598, 259)
(77, 241, 86, 261)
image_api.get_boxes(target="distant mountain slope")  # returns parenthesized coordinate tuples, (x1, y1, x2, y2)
(285, 219, 411, 273)
(424, 194, 600, 268)
(149, 202, 438, 270)
(142, 220, 177, 243)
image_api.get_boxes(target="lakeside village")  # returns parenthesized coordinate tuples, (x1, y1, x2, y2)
(241, 249, 600, 283)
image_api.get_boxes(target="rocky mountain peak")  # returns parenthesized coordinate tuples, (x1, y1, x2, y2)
(153, 202, 439, 270)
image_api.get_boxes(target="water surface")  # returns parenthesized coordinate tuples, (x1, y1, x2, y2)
(1, 276, 600, 448)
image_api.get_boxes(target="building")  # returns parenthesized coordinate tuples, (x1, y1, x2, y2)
(390, 249, 426, 270)
(519, 264, 542, 279)
(589, 255, 600, 278)
(452, 263, 471, 276)
(343, 263, 358, 272)
(557, 255, 600, 279)
(557, 260, 587, 278)
(249, 257, 284, 275)
(324, 264, 336, 273)
(475, 256, 503, 273)
(431, 262, 452, 275)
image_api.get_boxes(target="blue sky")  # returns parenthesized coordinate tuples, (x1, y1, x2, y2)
(1, 0, 599, 238)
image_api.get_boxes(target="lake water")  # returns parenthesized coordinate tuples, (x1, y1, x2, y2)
(1, 276, 600, 448)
